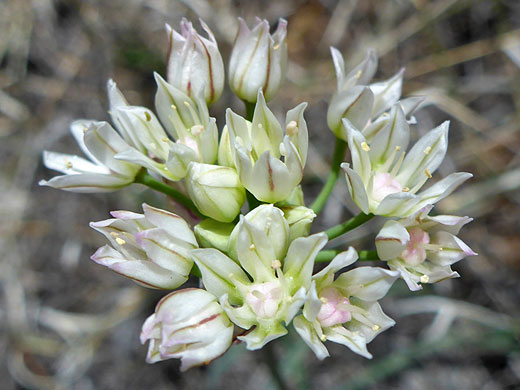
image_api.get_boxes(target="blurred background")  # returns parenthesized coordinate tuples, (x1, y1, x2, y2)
(1, 0, 520, 389)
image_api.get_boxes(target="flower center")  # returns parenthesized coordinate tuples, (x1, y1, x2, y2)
(401, 227, 430, 265)
(317, 287, 352, 327)
(245, 281, 283, 319)
(372, 172, 403, 203)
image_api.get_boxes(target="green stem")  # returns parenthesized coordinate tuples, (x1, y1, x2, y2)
(262, 342, 289, 390)
(310, 138, 347, 214)
(315, 249, 380, 263)
(134, 170, 203, 218)
(244, 100, 256, 121)
(324, 212, 374, 240)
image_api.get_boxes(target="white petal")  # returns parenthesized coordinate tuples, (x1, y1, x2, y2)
(293, 315, 329, 360)
(396, 121, 449, 189)
(42, 151, 108, 175)
(341, 163, 370, 214)
(334, 267, 399, 301)
(375, 220, 410, 260)
(283, 233, 328, 293)
(39, 172, 131, 193)
(191, 248, 250, 303)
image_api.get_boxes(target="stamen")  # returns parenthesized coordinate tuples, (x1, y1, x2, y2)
(320, 334, 327, 341)
(64, 160, 73, 169)
(355, 70, 362, 80)
(183, 100, 199, 124)
(249, 244, 255, 250)
(420, 275, 430, 283)
(390, 151, 406, 176)
(424, 146, 432, 155)
(361, 141, 370, 152)
(372, 324, 380, 331)
(144, 112, 152, 122)
(273, 44, 280, 50)
(271, 259, 281, 269)
(171, 104, 177, 111)
(402, 187, 410, 192)
(425, 169, 432, 178)
(190, 125, 204, 136)
(115, 237, 126, 245)
(286, 120, 298, 136)
(110, 232, 119, 237)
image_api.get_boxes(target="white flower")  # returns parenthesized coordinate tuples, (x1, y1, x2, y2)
(341, 113, 472, 217)
(191, 206, 328, 350)
(140, 288, 233, 371)
(327, 48, 413, 141)
(165, 18, 224, 105)
(293, 248, 399, 359)
(229, 18, 287, 102)
(375, 205, 477, 291)
(90, 204, 197, 289)
(225, 90, 308, 202)
(40, 120, 141, 192)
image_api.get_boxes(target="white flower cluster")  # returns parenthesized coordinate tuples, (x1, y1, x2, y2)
(41, 17, 476, 371)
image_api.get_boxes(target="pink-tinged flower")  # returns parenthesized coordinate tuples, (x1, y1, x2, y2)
(294, 248, 399, 360)
(341, 113, 472, 217)
(228, 18, 287, 102)
(165, 18, 224, 105)
(191, 205, 328, 350)
(90, 204, 198, 289)
(376, 205, 477, 291)
(141, 288, 233, 371)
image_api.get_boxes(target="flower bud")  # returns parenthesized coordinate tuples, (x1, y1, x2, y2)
(166, 18, 224, 105)
(194, 218, 235, 253)
(141, 288, 233, 371)
(279, 205, 316, 241)
(229, 18, 287, 102)
(185, 162, 246, 222)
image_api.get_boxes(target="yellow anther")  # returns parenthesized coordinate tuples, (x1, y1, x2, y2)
(372, 324, 380, 331)
(115, 237, 126, 245)
(82, 126, 89, 133)
(271, 259, 282, 269)
(361, 142, 370, 152)
(110, 232, 119, 237)
(420, 274, 430, 283)
(65, 160, 73, 169)
(183, 101, 191, 108)
(249, 244, 255, 250)
(171, 104, 177, 111)
(162, 137, 170, 143)
(424, 146, 432, 155)
(257, 123, 263, 129)
(402, 187, 410, 192)
(320, 334, 327, 342)
(286, 120, 298, 136)
(320, 297, 328, 304)
(395, 146, 401, 151)
(355, 70, 362, 79)
(273, 43, 280, 50)
(425, 169, 432, 178)
(145, 112, 152, 122)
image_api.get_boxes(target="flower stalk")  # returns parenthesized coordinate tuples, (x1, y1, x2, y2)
(324, 212, 374, 240)
(134, 170, 203, 218)
(310, 138, 347, 214)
